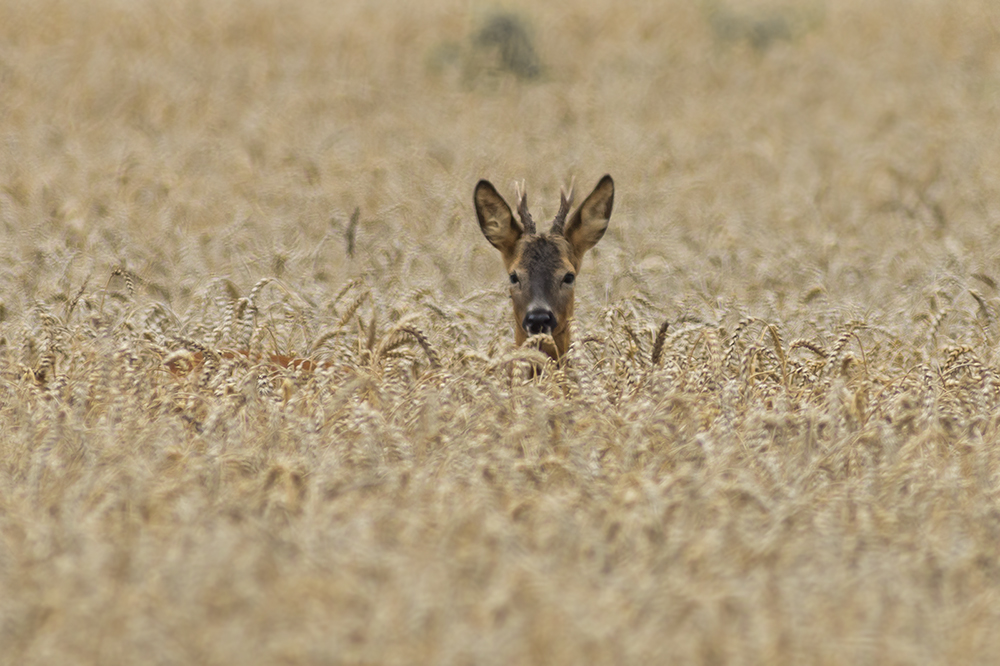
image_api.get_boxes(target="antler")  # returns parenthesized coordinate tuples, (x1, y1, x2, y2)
(513, 180, 536, 235)
(550, 177, 575, 235)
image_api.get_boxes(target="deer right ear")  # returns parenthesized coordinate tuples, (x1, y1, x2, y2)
(563, 174, 614, 264)
(475, 180, 523, 258)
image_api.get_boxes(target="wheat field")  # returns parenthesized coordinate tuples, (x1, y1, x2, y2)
(2, 0, 1000, 663)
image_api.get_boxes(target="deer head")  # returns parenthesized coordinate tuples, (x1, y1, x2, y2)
(474, 174, 614, 359)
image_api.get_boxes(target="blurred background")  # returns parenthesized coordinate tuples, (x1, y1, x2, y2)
(3, 0, 999, 337)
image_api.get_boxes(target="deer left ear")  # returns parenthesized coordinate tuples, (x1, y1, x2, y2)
(475, 180, 523, 260)
(563, 175, 614, 261)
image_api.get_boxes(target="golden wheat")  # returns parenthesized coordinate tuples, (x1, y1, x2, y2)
(3, 0, 1000, 664)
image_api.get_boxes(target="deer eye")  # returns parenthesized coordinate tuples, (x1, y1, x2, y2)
(509, 273, 519, 285)
(563, 273, 576, 285)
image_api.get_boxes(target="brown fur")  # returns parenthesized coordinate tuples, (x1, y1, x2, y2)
(474, 175, 614, 359)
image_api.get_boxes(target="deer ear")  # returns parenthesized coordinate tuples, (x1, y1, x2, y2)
(564, 175, 613, 261)
(475, 180, 523, 258)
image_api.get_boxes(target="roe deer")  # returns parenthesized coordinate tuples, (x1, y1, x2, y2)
(474, 174, 614, 360)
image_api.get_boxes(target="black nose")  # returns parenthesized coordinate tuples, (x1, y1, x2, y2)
(523, 309, 557, 335)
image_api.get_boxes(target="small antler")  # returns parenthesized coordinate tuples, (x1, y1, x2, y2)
(513, 180, 536, 235)
(550, 177, 575, 235)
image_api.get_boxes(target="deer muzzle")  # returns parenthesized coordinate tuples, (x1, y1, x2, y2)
(523, 308, 557, 336)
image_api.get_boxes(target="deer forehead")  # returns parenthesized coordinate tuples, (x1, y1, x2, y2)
(509, 235, 576, 275)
